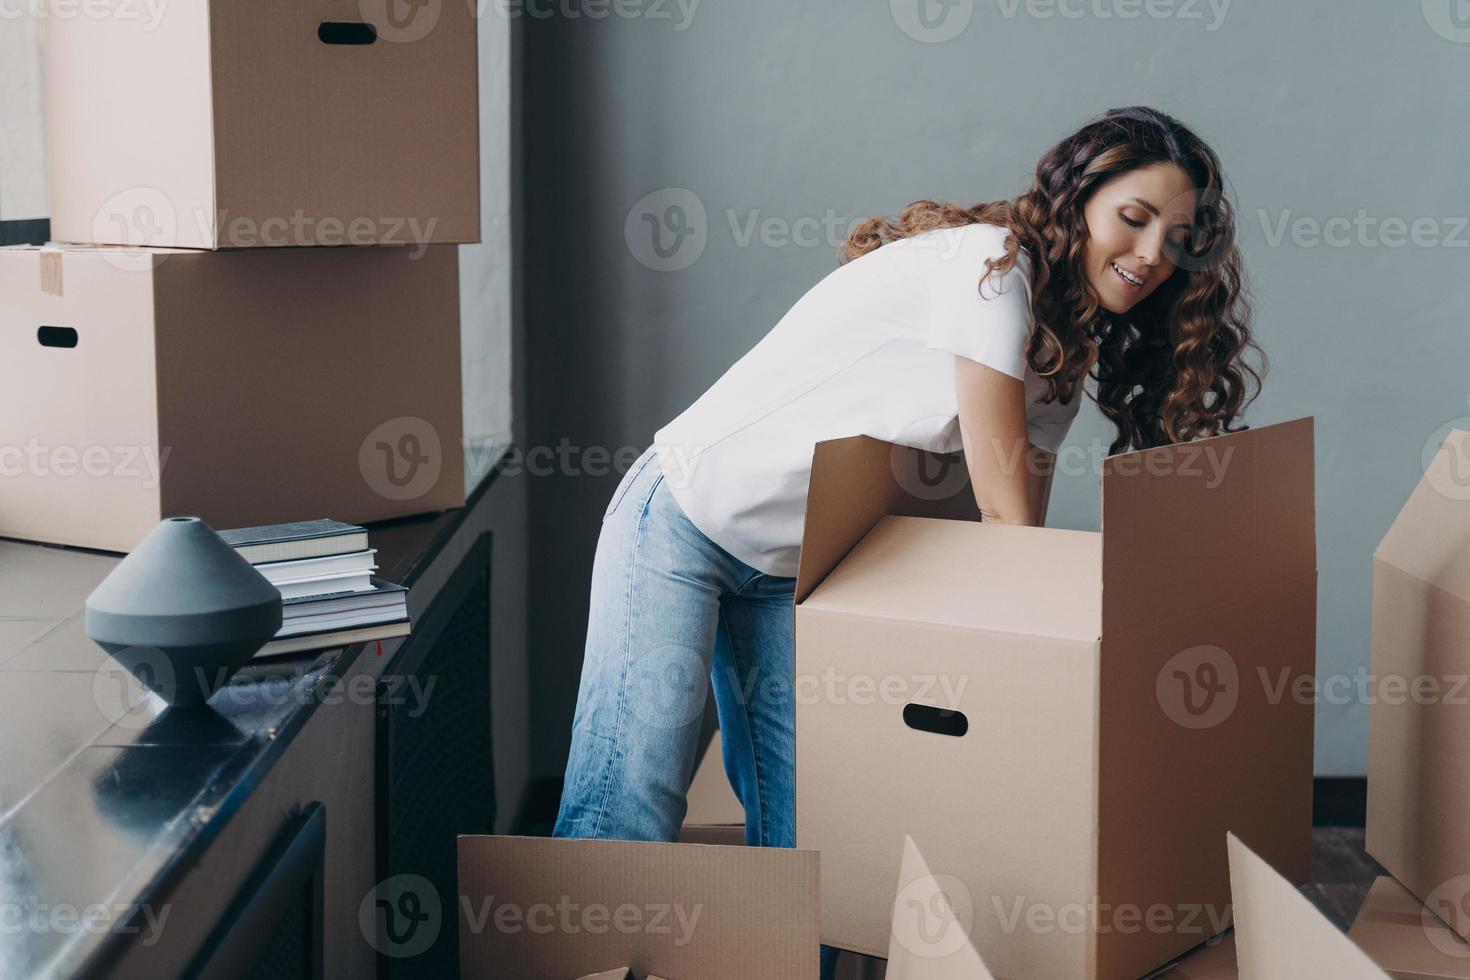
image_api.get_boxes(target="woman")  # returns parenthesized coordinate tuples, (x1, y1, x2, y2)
(554, 105, 1262, 969)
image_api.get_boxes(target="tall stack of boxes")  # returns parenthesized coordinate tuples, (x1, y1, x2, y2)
(1, 1, 479, 552)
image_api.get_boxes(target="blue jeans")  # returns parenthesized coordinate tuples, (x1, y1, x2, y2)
(554, 446, 840, 976)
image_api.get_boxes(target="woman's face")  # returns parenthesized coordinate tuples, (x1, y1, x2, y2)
(1081, 161, 1198, 314)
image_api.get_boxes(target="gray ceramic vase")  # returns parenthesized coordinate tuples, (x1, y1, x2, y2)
(85, 516, 283, 707)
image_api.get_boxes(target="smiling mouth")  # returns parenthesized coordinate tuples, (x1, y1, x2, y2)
(1110, 261, 1145, 290)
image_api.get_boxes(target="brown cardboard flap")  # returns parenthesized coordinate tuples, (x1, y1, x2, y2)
(1228, 833, 1390, 978)
(796, 436, 979, 604)
(800, 515, 1102, 641)
(1375, 428, 1470, 601)
(1348, 876, 1470, 979)
(1146, 933, 1238, 979)
(1101, 418, 1315, 635)
(458, 836, 819, 979)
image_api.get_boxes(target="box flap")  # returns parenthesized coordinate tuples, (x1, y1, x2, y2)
(1375, 429, 1470, 602)
(575, 971, 633, 980)
(884, 836, 996, 980)
(800, 516, 1102, 641)
(1227, 833, 1390, 978)
(458, 836, 818, 978)
(1102, 418, 1315, 635)
(1347, 876, 1470, 979)
(795, 436, 980, 604)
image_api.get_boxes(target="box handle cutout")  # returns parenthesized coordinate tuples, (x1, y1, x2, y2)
(903, 703, 968, 737)
(38, 326, 78, 349)
(318, 22, 378, 45)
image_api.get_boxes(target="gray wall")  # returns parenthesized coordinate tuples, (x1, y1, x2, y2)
(523, 0, 1470, 779)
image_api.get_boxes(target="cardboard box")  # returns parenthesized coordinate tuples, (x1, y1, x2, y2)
(1228, 832, 1388, 979)
(1366, 428, 1470, 940)
(1348, 876, 1470, 979)
(795, 419, 1317, 978)
(0, 244, 464, 552)
(677, 730, 746, 846)
(45, 0, 479, 250)
(1145, 934, 1238, 979)
(457, 835, 819, 978)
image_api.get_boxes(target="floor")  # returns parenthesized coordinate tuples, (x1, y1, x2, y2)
(1305, 825, 1388, 929)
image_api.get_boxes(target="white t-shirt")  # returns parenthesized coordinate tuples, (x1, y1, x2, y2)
(653, 221, 1082, 578)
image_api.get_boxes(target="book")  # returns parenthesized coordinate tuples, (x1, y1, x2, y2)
(254, 619, 411, 659)
(254, 548, 377, 584)
(218, 518, 368, 564)
(273, 569, 376, 601)
(278, 579, 408, 637)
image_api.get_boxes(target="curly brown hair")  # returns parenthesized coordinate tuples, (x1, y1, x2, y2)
(841, 106, 1264, 455)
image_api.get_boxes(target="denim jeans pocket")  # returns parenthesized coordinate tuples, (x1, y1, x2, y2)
(602, 446, 659, 521)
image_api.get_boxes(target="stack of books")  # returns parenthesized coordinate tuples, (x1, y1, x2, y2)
(218, 518, 411, 658)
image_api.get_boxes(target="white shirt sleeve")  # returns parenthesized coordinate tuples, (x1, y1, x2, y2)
(924, 230, 1034, 382)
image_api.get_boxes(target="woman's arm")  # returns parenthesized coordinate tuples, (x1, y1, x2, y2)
(954, 355, 1055, 526)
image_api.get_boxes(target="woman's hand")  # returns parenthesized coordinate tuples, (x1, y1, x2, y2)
(954, 356, 1056, 526)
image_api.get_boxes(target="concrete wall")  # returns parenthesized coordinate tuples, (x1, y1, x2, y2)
(521, 0, 1470, 779)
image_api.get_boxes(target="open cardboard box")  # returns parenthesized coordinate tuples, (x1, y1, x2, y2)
(457, 836, 819, 978)
(1366, 428, 1470, 941)
(1347, 876, 1470, 979)
(0, 244, 465, 552)
(794, 419, 1317, 978)
(46, 0, 479, 248)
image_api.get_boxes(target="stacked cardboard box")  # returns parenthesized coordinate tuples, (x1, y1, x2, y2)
(1351, 427, 1470, 976)
(2, 3, 479, 552)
